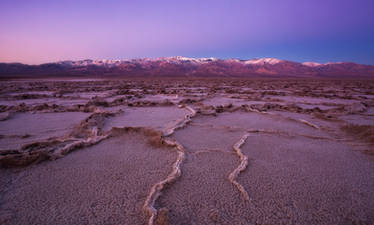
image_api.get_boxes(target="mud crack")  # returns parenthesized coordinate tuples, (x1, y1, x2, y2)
(163, 105, 197, 137)
(229, 133, 250, 201)
(143, 105, 196, 225)
(0, 110, 115, 168)
(298, 119, 320, 129)
(143, 139, 185, 225)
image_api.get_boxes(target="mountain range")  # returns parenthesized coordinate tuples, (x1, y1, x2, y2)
(1, 56, 374, 78)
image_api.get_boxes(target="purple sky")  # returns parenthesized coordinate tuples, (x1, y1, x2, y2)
(1, 0, 373, 65)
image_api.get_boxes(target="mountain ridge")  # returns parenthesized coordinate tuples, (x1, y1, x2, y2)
(1, 57, 374, 78)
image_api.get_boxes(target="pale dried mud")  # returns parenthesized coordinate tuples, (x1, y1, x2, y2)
(0, 78, 373, 225)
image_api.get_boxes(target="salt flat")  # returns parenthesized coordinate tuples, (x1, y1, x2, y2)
(0, 78, 373, 225)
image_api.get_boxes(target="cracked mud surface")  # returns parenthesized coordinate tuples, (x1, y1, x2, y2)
(0, 78, 373, 225)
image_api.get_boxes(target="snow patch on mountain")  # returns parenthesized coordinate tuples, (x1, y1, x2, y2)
(302, 62, 321, 67)
(244, 58, 282, 65)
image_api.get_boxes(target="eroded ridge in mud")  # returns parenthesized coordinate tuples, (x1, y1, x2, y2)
(0, 110, 115, 168)
(229, 133, 251, 201)
(143, 105, 196, 225)
(195, 103, 327, 133)
(297, 119, 320, 129)
(163, 105, 197, 137)
(143, 138, 185, 225)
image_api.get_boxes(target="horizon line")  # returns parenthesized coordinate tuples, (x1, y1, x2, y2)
(1, 56, 374, 66)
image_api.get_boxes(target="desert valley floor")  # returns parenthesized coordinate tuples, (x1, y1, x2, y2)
(0, 78, 373, 225)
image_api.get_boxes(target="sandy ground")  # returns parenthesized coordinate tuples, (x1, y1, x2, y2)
(0, 78, 373, 225)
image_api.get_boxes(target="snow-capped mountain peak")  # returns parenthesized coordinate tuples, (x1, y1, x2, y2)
(16, 56, 372, 78)
(302, 62, 321, 67)
(244, 58, 282, 65)
(172, 56, 217, 63)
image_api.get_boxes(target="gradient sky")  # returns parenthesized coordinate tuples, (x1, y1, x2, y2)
(1, 0, 374, 65)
